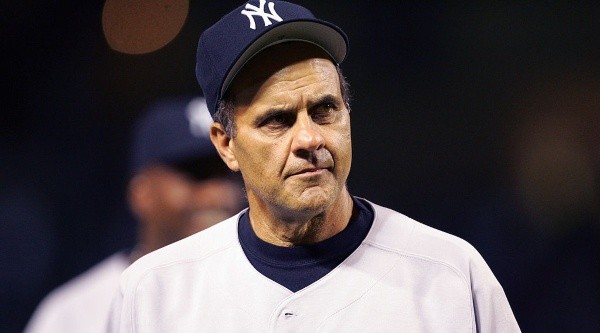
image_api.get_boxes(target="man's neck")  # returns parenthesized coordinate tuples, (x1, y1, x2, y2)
(248, 190, 354, 247)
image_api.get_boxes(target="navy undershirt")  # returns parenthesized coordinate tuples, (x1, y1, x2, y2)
(238, 197, 374, 292)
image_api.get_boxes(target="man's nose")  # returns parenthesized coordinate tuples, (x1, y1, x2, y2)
(291, 115, 325, 154)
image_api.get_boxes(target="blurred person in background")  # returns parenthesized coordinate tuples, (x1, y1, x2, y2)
(24, 96, 246, 333)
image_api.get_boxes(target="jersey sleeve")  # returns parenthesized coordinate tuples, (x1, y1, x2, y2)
(107, 285, 124, 332)
(468, 244, 521, 333)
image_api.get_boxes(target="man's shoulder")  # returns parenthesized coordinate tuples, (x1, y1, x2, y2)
(365, 200, 487, 275)
(120, 213, 242, 290)
(42, 252, 128, 305)
(24, 252, 129, 332)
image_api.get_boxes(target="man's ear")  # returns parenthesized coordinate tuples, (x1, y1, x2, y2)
(127, 172, 153, 220)
(210, 122, 240, 172)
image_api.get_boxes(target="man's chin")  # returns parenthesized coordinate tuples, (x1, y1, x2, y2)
(285, 187, 337, 215)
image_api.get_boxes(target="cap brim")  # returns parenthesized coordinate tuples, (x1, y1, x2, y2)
(220, 19, 348, 98)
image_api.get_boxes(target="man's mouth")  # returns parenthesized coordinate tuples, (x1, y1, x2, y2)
(289, 166, 332, 178)
(297, 168, 324, 175)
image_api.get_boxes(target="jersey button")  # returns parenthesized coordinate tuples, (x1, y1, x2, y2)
(281, 309, 297, 319)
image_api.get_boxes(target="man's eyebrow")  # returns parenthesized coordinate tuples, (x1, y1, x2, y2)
(252, 107, 293, 126)
(308, 94, 341, 110)
(252, 94, 342, 126)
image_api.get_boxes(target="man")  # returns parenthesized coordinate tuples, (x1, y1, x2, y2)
(24, 96, 245, 333)
(110, 1, 520, 332)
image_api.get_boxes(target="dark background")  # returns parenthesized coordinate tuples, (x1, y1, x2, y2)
(2, 1, 599, 332)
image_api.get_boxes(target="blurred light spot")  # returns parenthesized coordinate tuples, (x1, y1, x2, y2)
(102, 0, 189, 54)
(510, 77, 600, 236)
(516, 115, 597, 224)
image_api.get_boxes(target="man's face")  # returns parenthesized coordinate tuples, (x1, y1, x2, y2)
(134, 164, 244, 245)
(224, 43, 352, 220)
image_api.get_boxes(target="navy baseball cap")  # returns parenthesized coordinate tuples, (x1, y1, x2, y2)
(196, 0, 349, 116)
(129, 96, 220, 178)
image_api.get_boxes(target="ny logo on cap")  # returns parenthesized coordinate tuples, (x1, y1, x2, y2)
(241, 0, 282, 30)
(185, 98, 213, 138)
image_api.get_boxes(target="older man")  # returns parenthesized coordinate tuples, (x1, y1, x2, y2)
(109, 1, 520, 332)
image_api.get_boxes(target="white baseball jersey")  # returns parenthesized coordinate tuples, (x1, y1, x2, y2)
(25, 252, 129, 333)
(109, 200, 520, 332)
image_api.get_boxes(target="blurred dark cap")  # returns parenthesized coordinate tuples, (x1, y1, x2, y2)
(129, 96, 226, 180)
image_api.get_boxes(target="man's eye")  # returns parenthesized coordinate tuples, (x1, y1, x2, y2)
(260, 113, 293, 129)
(311, 103, 337, 123)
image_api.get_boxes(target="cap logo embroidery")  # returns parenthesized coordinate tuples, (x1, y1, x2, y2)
(241, 0, 282, 30)
(185, 98, 213, 138)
